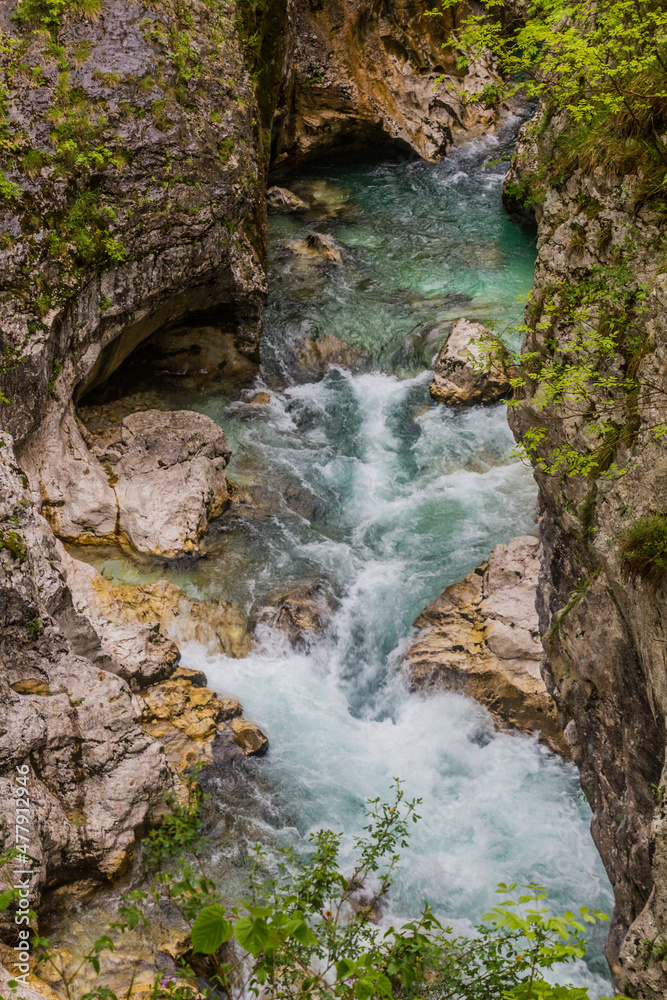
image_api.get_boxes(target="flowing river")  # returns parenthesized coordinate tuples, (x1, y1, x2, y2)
(78, 119, 614, 993)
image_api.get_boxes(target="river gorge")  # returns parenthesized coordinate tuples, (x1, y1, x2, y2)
(1, 1, 667, 998)
(63, 124, 612, 993)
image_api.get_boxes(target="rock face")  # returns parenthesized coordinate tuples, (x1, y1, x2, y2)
(505, 111, 667, 994)
(20, 407, 231, 558)
(429, 319, 513, 406)
(271, 0, 502, 168)
(0, 0, 270, 450)
(403, 537, 566, 755)
(0, 432, 268, 929)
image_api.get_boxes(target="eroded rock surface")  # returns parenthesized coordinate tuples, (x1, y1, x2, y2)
(403, 537, 566, 755)
(429, 319, 513, 406)
(271, 0, 503, 168)
(20, 407, 231, 558)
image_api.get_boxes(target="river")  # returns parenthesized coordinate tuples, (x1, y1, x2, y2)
(78, 117, 614, 994)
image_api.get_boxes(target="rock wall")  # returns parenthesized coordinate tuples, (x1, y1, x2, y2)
(270, 0, 500, 169)
(506, 113, 667, 997)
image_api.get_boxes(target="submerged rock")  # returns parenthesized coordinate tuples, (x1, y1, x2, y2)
(259, 581, 338, 648)
(289, 179, 352, 220)
(429, 318, 514, 406)
(402, 536, 566, 756)
(266, 186, 309, 213)
(20, 407, 232, 559)
(63, 555, 253, 673)
(286, 232, 344, 263)
(295, 334, 370, 374)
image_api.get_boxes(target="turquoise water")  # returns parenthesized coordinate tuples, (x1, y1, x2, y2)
(81, 122, 614, 993)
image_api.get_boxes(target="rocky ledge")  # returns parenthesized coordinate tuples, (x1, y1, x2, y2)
(402, 536, 566, 756)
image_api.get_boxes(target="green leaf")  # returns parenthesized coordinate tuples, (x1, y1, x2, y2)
(234, 915, 270, 957)
(0, 889, 15, 911)
(353, 977, 375, 1000)
(287, 919, 318, 947)
(335, 958, 356, 980)
(191, 904, 234, 955)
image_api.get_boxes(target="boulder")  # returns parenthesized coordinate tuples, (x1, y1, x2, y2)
(113, 409, 231, 557)
(266, 186, 309, 213)
(429, 318, 514, 406)
(229, 717, 269, 757)
(259, 581, 337, 648)
(19, 407, 232, 558)
(249, 391, 271, 405)
(402, 536, 567, 755)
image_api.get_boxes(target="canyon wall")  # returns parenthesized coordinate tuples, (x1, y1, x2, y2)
(506, 116, 667, 998)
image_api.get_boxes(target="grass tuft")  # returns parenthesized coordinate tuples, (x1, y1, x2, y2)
(620, 515, 667, 590)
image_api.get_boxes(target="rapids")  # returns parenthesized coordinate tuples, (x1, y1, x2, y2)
(80, 120, 614, 993)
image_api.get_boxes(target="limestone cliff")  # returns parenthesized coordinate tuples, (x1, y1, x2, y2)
(505, 113, 667, 997)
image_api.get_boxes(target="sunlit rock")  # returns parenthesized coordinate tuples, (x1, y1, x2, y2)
(286, 232, 345, 263)
(230, 717, 269, 757)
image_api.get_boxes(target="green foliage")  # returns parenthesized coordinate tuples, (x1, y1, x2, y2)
(13, 0, 102, 33)
(432, 0, 667, 194)
(620, 514, 667, 589)
(0, 169, 22, 203)
(47, 190, 127, 267)
(26, 616, 41, 635)
(218, 137, 235, 163)
(144, 765, 206, 871)
(2, 781, 621, 1000)
(187, 782, 613, 1000)
(502, 249, 662, 481)
(0, 530, 27, 561)
(47, 358, 63, 397)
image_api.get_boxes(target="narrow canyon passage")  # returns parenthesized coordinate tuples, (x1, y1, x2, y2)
(76, 122, 613, 992)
